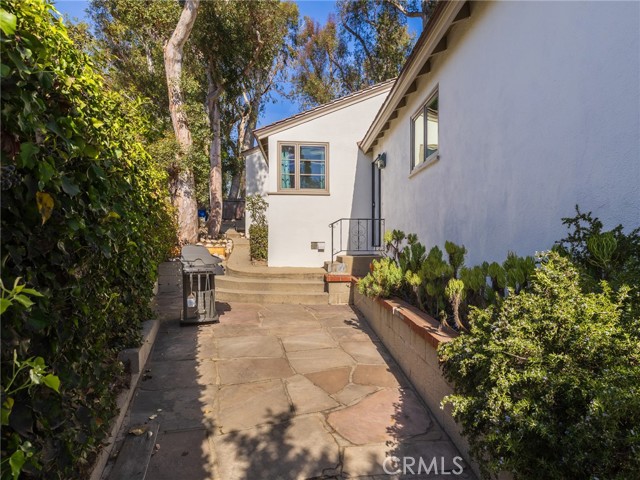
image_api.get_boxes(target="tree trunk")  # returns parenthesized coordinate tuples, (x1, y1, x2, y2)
(228, 114, 253, 200)
(164, 0, 199, 244)
(206, 97, 223, 237)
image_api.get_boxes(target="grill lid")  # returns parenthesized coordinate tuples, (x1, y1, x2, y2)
(181, 245, 223, 268)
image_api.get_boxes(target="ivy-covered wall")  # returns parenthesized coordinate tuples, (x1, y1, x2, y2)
(1, 0, 176, 477)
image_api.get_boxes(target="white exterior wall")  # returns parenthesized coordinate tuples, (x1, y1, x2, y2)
(266, 92, 388, 267)
(375, 1, 640, 266)
(244, 149, 268, 236)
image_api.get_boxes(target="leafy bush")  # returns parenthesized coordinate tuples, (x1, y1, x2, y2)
(248, 224, 268, 261)
(357, 257, 403, 298)
(360, 230, 536, 330)
(439, 252, 640, 479)
(555, 205, 640, 322)
(1, 1, 175, 477)
(1, 281, 60, 480)
(246, 194, 268, 261)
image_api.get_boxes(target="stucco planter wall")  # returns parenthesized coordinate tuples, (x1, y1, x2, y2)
(353, 287, 481, 478)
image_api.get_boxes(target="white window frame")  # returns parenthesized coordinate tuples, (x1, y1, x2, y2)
(411, 87, 439, 173)
(276, 141, 330, 194)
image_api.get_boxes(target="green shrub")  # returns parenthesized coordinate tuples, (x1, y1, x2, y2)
(439, 252, 640, 479)
(357, 257, 403, 298)
(248, 224, 268, 261)
(1, 1, 175, 476)
(246, 194, 268, 261)
(555, 205, 640, 323)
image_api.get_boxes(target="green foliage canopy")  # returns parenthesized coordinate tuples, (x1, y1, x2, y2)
(291, 0, 413, 108)
(1, 0, 175, 476)
(439, 252, 640, 479)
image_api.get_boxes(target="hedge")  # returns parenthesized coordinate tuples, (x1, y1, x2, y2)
(1, 0, 175, 477)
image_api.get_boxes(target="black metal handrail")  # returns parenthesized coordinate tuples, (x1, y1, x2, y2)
(329, 217, 385, 262)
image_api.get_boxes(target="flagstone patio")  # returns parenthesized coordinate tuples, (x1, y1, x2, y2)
(120, 302, 476, 480)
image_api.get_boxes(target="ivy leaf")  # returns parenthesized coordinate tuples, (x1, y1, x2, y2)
(20, 288, 43, 297)
(36, 191, 54, 224)
(9, 449, 25, 480)
(91, 118, 104, 128)
(0, 298, 10, 314)
(19, 142, 39, 169)
(43, 374, 60, 393)
(38, 161, 55, 183)
(1, 397, 14, 426)
(61, 176, 80, 197)
(46, 119, 65, 139)
(0, 9, 17, 36)
(13, 294, 34, 309)
(84, 145, 99, 159)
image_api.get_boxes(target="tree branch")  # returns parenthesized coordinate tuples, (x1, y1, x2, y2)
(386, 0, 427, 22)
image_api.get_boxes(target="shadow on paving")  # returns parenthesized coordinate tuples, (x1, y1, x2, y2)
(113, 278, 474, 480)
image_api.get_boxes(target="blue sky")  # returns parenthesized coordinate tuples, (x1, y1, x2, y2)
(53, 0, 419, 127)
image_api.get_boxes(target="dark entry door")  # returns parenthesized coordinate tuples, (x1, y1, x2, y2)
(372, 161, 382, 247)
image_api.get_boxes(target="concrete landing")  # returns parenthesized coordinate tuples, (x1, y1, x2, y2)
(109, 302, 476, 480)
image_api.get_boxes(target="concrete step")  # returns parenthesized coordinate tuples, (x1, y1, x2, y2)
(216, 288, 329, 305)
(216, 275, 325, 294)
(225, 264, 325, 281)
(336, 254, 379, 277)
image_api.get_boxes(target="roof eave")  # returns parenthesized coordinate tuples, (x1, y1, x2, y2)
(361, 1, 470, 153)
(254, 78, 396, 142)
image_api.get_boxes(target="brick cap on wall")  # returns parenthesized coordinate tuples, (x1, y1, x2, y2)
(351, 278, 457, 348)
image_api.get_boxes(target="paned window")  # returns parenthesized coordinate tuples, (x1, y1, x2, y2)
(279, 143, 329, 193)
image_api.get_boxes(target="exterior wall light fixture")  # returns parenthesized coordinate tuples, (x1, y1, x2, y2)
(375, 152, 387, 169)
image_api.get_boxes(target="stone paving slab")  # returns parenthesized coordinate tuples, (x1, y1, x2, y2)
(332, 383, 379, 406)
(327, 388, 432, 445)
(304, 367, 351, 395)
(287, 348, 356, 374)
(217, 357, 293, 385)
(140, 359, 217, 391)
(341, 340, 388, 364)
(267, 324, 324, 337)
(260, 315, 320, 329)
(212, 414, 340, 480)
(353, 364, 407, 388)
(330, 325, 375, 343)
(285, 374, 340, 414)
(208, 324, 269, 338)
(281, 331, 338, 351)
(146, 429, 213, 480)
(217, 335, 283, 358)
(129, 385, 217, 432)
(216, 379, 291, 433)
(111, 302, 476, 480)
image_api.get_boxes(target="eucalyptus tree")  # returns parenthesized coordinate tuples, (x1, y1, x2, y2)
(193, 0, 297, 236)
(291, 16, 346, 109)
(338, 0, 413, 88)
(163, 0, 200, 243)
(90, 0, 204, 243)
(90, 0, 181, 120)
(291, 0, 416, 108)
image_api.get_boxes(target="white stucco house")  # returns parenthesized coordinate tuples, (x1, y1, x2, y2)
(244, 80, 393, 267)
(246, 0, 639, 268)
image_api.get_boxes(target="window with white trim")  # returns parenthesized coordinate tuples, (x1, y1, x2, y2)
(278, 142, 329, 193)
(411, 89, 439, 170)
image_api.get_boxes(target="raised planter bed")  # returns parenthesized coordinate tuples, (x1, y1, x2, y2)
(352, 284, 481, 478)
